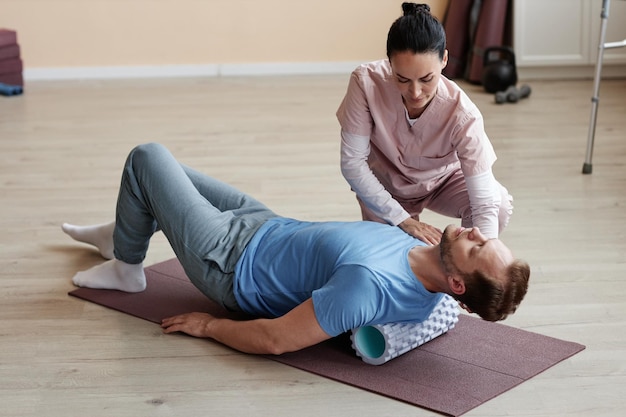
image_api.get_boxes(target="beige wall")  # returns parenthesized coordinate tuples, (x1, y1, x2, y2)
(1, 0, 448, 69)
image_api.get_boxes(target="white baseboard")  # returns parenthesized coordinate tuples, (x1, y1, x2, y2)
(518, 64, 626, 81)
(22, 61, 626, 82)
(23, 61, 365, 81)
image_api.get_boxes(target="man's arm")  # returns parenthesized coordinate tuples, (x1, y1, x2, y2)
(161, 298, 332, 355)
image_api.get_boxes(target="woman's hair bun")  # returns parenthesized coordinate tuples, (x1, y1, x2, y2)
(402, 2, 431, 16)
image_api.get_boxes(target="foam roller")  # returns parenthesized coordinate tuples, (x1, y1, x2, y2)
(350, 295, 460, 365)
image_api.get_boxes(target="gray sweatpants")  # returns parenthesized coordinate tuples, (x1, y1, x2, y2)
(113, 142, 278, 311)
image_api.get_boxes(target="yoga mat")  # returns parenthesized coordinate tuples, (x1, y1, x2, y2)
(0, 58, 22, 75)
(442, 0, 473, 79)
(0, 72, 23, 87)
(0, 29, 17, 48)
(465, 0, 509, 84)
(69, 258, 585, 417)
(0, 44, 20, 61)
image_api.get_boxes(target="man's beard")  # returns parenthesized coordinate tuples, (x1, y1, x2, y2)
(439, 226, 461, 276)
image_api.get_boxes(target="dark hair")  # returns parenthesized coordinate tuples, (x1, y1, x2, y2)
(456, 259, 530, 321)
(386, 2, 446, 60)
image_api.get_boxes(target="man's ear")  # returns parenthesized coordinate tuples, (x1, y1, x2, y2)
(448, 275, 465, 295)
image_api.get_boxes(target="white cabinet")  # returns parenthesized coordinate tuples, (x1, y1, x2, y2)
(513, 0, 626, 78)
(589, 0, 626, 64)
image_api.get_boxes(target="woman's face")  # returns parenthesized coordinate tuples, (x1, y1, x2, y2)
(389, 50, 448, 118)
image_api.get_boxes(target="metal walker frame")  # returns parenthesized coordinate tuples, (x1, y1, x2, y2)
(582, 0, 626, 174)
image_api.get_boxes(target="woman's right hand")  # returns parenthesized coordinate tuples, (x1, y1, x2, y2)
(398, 218, 442, 245)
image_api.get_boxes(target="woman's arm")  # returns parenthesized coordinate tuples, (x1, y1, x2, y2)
(340, 130, 409, 226)
(161, 298, 331, 355)
(341, 130, 441, 243)
(464, 169, 501, 239)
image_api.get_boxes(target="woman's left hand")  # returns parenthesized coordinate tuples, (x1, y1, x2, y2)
(398, 218, 442, 245)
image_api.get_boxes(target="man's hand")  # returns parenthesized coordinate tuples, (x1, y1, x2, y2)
(160, 299, 331, 355)
(162, 312, 215, 338)
(398, 218, 442, 245)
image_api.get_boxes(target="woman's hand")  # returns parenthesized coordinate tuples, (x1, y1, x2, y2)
(398, 218, 442, 245)
(161, 312, 215, 338)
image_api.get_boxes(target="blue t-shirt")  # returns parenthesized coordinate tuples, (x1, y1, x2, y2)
(233, 218, 443, 337)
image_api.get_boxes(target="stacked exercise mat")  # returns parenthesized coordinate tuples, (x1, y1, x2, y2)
(0, 28, 23, 96)
(351, 294, 460, 365)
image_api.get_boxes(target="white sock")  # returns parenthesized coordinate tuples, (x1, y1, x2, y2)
(62, 222, 115, 260)
(72, 259, 146, 293)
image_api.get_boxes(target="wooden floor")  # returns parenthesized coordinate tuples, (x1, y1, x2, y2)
(1, 74, 625, 416)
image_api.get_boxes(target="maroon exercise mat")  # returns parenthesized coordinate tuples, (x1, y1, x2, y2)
(0, 29, 17, 48)
(0, 57, 22, 75)
(69, 258, 585, 417)
(0, 44, 20, 61)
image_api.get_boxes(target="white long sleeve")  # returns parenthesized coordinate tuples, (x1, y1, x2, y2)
(465, 169, 501, 238)
(340, 130, 410, 225)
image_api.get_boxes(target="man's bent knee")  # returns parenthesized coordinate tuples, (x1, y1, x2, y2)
(127, 142, 172, 174)
(130, 142, 167, 163)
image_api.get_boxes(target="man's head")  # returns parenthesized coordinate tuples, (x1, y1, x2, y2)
(439, 225, 530, 321)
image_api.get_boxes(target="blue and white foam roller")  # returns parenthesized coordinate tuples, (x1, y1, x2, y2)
(350, 294, 460, 365)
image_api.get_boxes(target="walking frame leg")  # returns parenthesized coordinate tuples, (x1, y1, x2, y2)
(583, 0, 611, 175)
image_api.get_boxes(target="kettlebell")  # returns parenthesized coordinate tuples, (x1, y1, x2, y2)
(481, 46, 518, 94)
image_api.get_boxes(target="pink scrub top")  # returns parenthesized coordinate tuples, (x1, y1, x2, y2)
(336, 59, 497, 202)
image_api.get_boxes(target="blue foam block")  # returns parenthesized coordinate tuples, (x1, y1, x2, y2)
(0, 82, 23, 96)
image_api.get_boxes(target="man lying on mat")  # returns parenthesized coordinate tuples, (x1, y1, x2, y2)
(62, 143, 529, 355)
